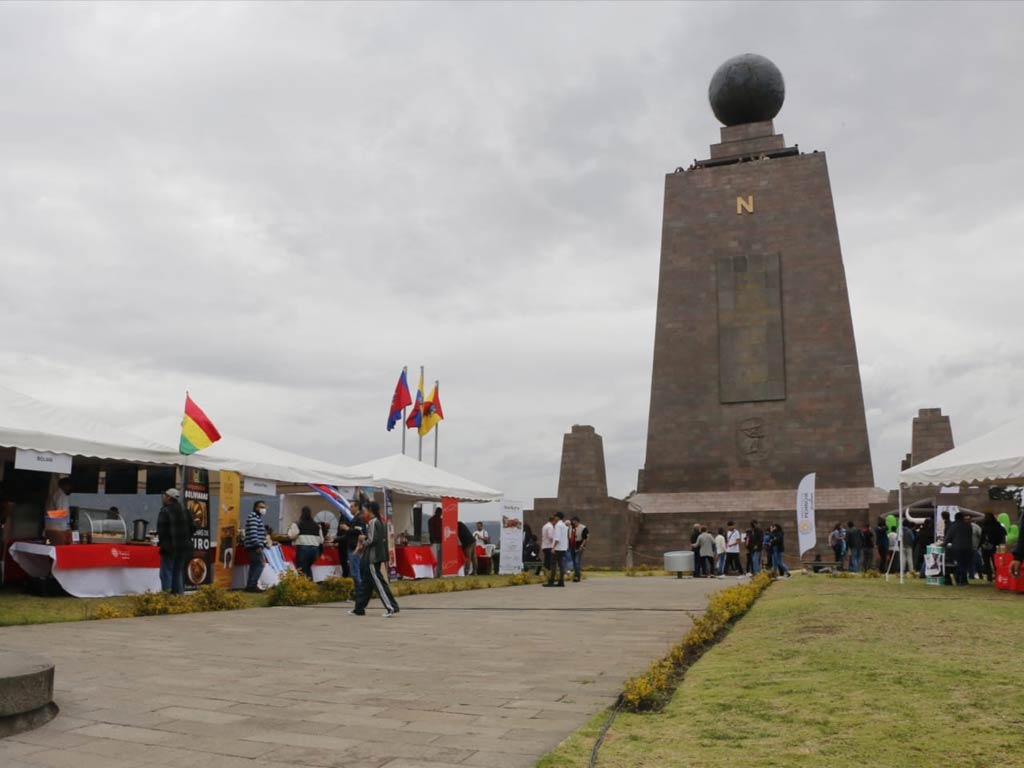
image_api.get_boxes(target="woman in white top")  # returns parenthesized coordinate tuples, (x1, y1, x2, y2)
(288, 506, 324, 580)
(714, 528, 727, 578)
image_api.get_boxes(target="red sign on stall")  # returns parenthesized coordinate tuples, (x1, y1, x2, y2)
(441, 496, 460, 576)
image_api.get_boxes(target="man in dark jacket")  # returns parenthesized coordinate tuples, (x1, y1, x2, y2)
(875, 518, 890, 573)
(157, 488, 194, 595)
(350, 502, 398, 617)
(846, 522, 864, 573)
(746, 520, 764, 575)
(944, 512, 973, 586)
(428, 508, 442, 577)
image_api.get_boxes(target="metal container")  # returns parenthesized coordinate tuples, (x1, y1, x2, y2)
(664, 550, 694, 577)
(132, 519, 148, 541)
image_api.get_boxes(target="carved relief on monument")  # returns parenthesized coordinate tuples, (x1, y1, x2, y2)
(716, 253, 786, 403)
(736, 417, 771, 463)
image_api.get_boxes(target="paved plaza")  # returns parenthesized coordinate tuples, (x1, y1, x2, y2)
(0, 577, 720, 768)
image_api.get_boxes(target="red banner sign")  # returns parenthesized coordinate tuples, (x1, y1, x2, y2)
(441, 496, 460, 576)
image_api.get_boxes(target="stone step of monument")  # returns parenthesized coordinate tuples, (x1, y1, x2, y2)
(0, 649, 58, 738)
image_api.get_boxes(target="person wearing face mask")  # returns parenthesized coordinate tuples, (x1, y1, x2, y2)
(243, 500, 269, 592)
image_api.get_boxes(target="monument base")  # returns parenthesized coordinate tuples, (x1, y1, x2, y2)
(628, 487, 888, 566)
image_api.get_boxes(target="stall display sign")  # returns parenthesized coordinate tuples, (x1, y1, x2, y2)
(441, 496, 461, 576)
(214, 471, 241, 589)
(15, 449, 72, 474)
(243, 477, 276, 496)
(384, 490, 397, 580)
(498, 499, 525, 575)
(184, 467, 212, 591)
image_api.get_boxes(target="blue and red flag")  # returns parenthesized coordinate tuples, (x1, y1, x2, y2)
(387, 368, 413, 432)
(405, 370, 425, 431)
(308, 484, 354, 522)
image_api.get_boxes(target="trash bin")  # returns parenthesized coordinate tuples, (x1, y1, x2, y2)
(664, 550, 694, 578)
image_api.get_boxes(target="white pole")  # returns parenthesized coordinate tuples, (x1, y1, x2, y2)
(417, 365, 424, 462)
(898, 485, 904, 585)
(401, 366, 407, 456)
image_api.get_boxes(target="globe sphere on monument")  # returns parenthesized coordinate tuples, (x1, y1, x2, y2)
(708, 53, 785, 127)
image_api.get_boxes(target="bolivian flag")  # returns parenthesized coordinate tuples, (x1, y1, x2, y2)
(180, 394, 222, 455)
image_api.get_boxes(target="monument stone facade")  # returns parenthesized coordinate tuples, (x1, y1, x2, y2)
(632, 54, 884, 559)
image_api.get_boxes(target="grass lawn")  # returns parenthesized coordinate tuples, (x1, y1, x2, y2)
(540, 575, 1024, 768)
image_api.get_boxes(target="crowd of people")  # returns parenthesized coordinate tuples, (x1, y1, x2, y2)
(689, 520, 791, 578)
(822, 510, 1022, 586)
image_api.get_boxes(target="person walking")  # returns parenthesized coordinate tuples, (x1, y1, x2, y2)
(725, 521, 742, 576)
(288, 506, 324, 580)
(747, 520, 763, 575)
(876, 517, 891, 573)
(714, 528, 727, 578)
(944, 512, 973, 587)
(457, 520, 477, 575)
(544, 512, 568, 587)
(770, 524, 791, 578)
(540, 514, 556, 582)
(157, 488, 193, 595)
(696, 526, 716, 578)
(846, 521, 863, 573)
(243, 499, 269, 593)
(862, 524, 875, 572)
(829, 523, 846, 571)
(980, 512, 1007, 582)
(350, 502, 399, 617)
(691, 523, 704, 578)
(428, 507, 443, 578)
(568, 516, 588, 582)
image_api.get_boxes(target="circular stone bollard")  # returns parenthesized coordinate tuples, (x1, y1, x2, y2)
(0, 649, 58, 738)
(664, 550, 694, 578)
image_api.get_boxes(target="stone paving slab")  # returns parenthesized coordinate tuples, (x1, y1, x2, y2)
(0, 576, 722, 767)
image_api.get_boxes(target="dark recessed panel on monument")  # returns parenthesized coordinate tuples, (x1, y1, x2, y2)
(639, 54, 874, 494)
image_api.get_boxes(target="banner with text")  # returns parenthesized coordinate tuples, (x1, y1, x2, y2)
(796, 472, 816, 556)
(214, 470, 241, 589)
(184, 467, 212, 591)
(441, 496, 461, 576)
(498, 499, 525, 575)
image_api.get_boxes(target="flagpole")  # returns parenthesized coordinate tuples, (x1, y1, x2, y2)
(418, 365, 424, 462)
(434, 379, 440, 467)
(401, 366, 407, 456)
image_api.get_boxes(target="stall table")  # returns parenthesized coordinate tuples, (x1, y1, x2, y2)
(9, 542, 344, 597)
(9, 542, 161, 598)
(394, 545, 437, 579)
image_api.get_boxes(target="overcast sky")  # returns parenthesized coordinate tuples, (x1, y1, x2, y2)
(2, 2, 1022, 504)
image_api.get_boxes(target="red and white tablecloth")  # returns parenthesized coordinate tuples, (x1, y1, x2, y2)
(395, 545, 437, 579)
(9, 542, 162, 598)
(8, 542, 344, 598)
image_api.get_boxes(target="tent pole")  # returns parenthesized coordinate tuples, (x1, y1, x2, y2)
(898, 485, 904, 585)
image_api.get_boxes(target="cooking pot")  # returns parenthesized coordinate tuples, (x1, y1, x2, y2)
(132, 519, 148, 541)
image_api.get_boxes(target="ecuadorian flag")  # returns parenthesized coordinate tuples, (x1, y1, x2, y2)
(179, 394, 222, 455)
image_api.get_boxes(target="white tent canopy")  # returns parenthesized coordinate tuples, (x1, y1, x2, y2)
(345, 453, 502, 502)
(128, 417, 371, 487)
(0, 384, 179, 465)
(898, 416, 1024, 487)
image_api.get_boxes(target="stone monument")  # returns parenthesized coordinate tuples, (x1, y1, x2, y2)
(529, 425, 636, 568)
(632, 54, 886, 557)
